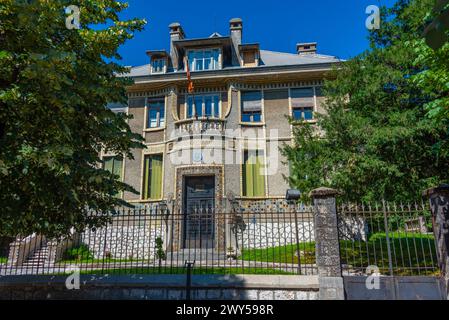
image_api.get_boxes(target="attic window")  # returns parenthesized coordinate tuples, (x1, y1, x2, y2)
(187, 49, 220, 71)
(151, 58, 166, 74)
(241, 49, 259, 67)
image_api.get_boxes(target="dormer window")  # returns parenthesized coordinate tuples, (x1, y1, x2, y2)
(151, 58, 166, 74)
(187, 49, 220, 71)
(239, 44, 260, 67)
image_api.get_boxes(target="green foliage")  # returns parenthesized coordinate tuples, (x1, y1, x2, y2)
(62, 244, 93, 261)
(155, 237, 166, 261)
(282, 0, 449, 202)
(0, 1, 146, 237)
(410, 1, 449, 156)
(240, 232, 438, 276)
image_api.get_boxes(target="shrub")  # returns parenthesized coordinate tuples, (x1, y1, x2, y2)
(62, 244, 94, 261)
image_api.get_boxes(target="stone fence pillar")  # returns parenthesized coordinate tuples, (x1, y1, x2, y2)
(423, 184, 449, 300)
(310, 187, 345, 300)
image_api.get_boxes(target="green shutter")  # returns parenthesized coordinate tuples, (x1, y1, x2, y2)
(150, 155, 162, 199)
(113, 157, 123, 180)
(243, 150, 265, 197)
(253, 152, 265, 197)
(143, 155, 163, 200)
(244, 152, 253, 197)
(104, 157, 113, 173)
(143, 156, 150, 199)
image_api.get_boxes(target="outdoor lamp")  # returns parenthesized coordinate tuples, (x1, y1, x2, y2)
(285, 189, 301, 201)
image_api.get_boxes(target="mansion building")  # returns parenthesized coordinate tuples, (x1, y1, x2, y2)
(105, 18, 341, 210)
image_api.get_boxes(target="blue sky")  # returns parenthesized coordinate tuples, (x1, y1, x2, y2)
(117, 0, 397, 67)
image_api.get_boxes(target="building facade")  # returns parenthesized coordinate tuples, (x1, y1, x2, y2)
(102, 18, 340, 248)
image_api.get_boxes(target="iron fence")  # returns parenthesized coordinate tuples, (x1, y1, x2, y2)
(1, 199, 441, 277)
(337, 201, 439, 276)
(0, 201, 317, 276)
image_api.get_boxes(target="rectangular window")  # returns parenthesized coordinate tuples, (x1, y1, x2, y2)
(103, 156, 123, 180)
(242, 150, 265, 197)
(187, 49, 220, 71)
(186, 94, 220, 119)
(143, 154, 163, 200)
(291, 88, 314, 121)
(241, 91, 262, 123)
(147, 98, 165, 128)
(292, 107, 314, 121)
(151, 58, 165, 74)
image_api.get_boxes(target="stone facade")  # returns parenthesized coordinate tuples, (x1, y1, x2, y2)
(111, 18, 340, 211)
(81, 225, 165, 260)
(238, 221, 314, 248)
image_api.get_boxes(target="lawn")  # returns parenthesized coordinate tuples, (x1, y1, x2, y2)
(59, 244, 145, 264)
(239, 232, 439, 276)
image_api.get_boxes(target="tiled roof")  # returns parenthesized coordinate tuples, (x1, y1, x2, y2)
(259, 50, 341, 66)
(123, 50, 341, 78)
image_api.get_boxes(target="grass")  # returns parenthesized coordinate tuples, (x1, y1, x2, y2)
(59, 257, 146, 264)
(0, 257, 7, 264)
(240, 232, 439, 276)
(240, 243, 316, 265)
(55, 267, 294, 276)
(59, 244, 145, 264)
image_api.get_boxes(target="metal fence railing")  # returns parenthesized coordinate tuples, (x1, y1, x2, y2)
(337, 201, 439, 276)
(0, 203, 317, 276)
(0, 199, 441, 277)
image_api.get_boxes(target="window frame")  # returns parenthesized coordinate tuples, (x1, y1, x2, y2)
(185, 93, 221, 119)
(146, 97, 166, 129)
(289, 87, 317, 123)
(241, 149, 266, 198)
(102, 156, 124, 181)
(151, 58, 166, 74)
(292, 106, 314, 121)
(186, 48, 221, 72)
(141, 153, 164, 201)
(241, 90, 263, 123)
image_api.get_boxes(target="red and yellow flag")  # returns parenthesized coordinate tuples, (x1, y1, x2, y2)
(184, 56, 194, 94)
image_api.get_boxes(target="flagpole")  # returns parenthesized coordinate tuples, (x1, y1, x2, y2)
(184, 56, 196, 118)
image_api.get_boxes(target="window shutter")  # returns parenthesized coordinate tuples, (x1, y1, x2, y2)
(113, 157, 123, 180)
(291, 88, 314, 108)
(242, 91, 262, 112)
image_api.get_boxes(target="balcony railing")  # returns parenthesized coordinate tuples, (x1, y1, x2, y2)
(175, 118, 226, 135)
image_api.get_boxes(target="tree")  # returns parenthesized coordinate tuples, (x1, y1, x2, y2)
(0, 1, 146, 237)
(411, 0, 449, 156)
(282, 0, 449, 203)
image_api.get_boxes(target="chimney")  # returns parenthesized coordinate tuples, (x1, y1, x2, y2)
(169, 22, 185, 70)
(230, 18, 243, 46)
(230, 18, 243, 66)
(296, 42, 317, 55)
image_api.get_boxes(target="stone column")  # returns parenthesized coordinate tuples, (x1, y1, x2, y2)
(310, 187, 345, 300)
(423, 184, 449, 300)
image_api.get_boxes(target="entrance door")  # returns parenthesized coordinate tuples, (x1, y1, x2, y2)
(183, 176, 215, 249)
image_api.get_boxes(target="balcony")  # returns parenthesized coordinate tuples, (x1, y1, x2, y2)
(174, 118, 226, 136)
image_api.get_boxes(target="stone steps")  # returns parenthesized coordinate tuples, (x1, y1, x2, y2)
(21, 245, 49, 268)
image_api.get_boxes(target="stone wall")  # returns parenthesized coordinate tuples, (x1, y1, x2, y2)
(338, 216, 368, 241)
(81, 225, 165, 260)
(0, 274, 319, 300)
(238, 221, 314, 248)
